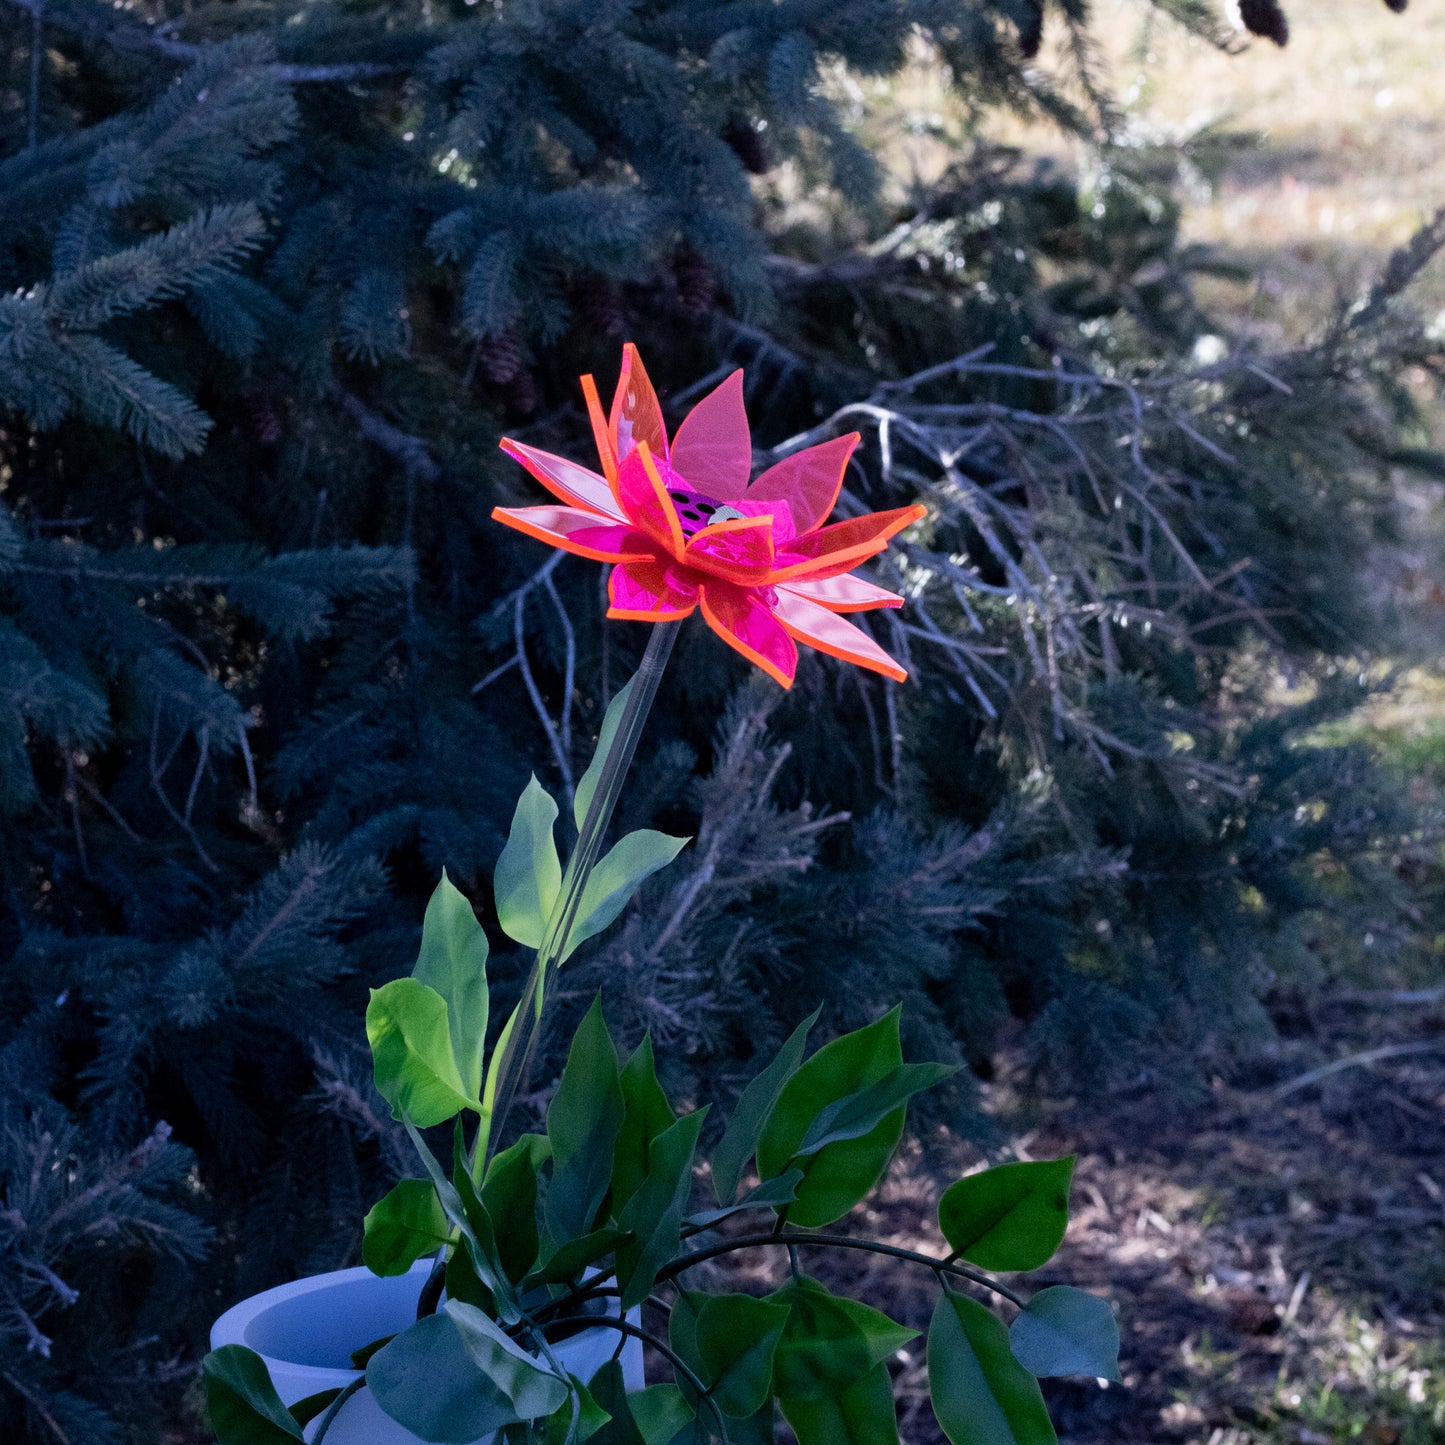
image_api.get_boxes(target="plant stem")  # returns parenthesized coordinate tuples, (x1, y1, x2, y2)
(309, 1376, 367, 1445)
(482, 620, 680, 1161)
(654, 1231, 1028, 1309)
(540, 1316, 729, 1443)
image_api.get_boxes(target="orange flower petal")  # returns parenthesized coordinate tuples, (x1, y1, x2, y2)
(698, 581, 798, 689)
(769, 504, 926, 583)
(491, 505, 656, 563)
(580, 373, 618, 487)
(609, 343, 668, 464)
(771, 588, 908, 682)
(617, 443, 687, 559)
(779, 574, 903, 613)
(499, 438, 623, 520)
(670, 370, 751, 500)
(747, 434, 859, 535)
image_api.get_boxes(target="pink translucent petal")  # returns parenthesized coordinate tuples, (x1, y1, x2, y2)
(491, 505, 655, 563)
(746, 434, 858, 534)
(615, 447, 686, 557)
(771, 588, 907, 681)
(698, 582, 798, 688)
(682, 515, 776, 585)
(608, 558, 699, 620)
(779, 573, 902, 613)
(609, 344, 668, 463)
(500, 438, 624, 520)
(670, 370, 752, 500)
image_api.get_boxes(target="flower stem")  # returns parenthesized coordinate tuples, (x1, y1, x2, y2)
(481, 620, 681, 1163)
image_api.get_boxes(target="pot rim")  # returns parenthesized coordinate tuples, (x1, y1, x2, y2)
(211, 1262, 624, 1391)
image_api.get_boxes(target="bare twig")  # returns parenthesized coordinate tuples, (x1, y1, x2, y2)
(1274, 1040, 1445, 1099)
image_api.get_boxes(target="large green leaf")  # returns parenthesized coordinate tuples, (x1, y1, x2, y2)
(710, 1008, 819, 1205)
(546, 997, 625, 1242)
(362, 1178, 449, 1276)
(495, 776, 562, 948)
(766, 1276, 916, 1402)
(367, 1305, 568, 1441)
(927, 1290, 1057, 1445)
(616, 1107, 707, 1308)
(541, 1375, 612, 1445)
(612, 1033, 676, 1214)
(412, 871, 489, 1100)
(367, 977, 478, 1127)
(531, 1227, 631, 1286)
(780, 1362, 900, 1445)
(483, 1132, 550, 1284)
(586, 1360, 647, 1445)
(694, 1293, 789, 1418)
(685, 1170, 802, 1230)
(937, 1158, 1075, 1271)
(564, 830, 689, 959)
(399, 1115, 518, 1322)
(574, 675, 633, 830)
(626, 1384, 695, 1445)
(755, 1007, 905, 1228)
(1009, 1286, 1120, 1381)
(794, 1061, 956, 1156)
(203, 1346, 303, 1445)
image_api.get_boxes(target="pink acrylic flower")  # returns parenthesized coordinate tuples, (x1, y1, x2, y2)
(493, 344, 925, 688)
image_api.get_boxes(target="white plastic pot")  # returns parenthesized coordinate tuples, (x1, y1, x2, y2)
(211, 1261, 644, 1444)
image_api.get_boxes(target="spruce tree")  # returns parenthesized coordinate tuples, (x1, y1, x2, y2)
(0, 0, 1436, 1437)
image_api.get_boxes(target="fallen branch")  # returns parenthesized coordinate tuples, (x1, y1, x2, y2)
(1273, 1040, 1445, 1099)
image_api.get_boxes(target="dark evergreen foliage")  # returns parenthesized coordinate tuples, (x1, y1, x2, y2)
(0, 0, 1436, 1435)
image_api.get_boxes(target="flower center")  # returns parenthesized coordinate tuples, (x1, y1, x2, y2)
(668, 488, 746, 538)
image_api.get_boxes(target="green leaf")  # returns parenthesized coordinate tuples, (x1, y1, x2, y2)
(616, 1107, 707, 1308)
(794, 1061, 957, 1156)
(711, 1008, 819, 1205)
(927, 1290, 1057, 1445)
(532, 1228, 631, 1286)
(613, 1034, 677, 1215)
(627, 1384, 695, 1445)
(367, 977, 478, 1127)
(368, 1306, 568, 1441)
(937, 1158, 1075, 1271)
(766, 1276, 917, 1401)
(755, 1006, 905, 1228)
(780, 1362, 900, 1445)
(288, 1390, 343, 1429)
(203, 1346, 303, 1444)
(542, 1376, 612, 1445)
(451, 1122, 520, 1316)
(685, 1170, 803, 1229)
(483, 1132, 550, 1284)
(398, 1116, 519, 1323)
(586, 1360, 647, 1445)
(1009, 1286, 1120, 1381)
(694, 1293, 790, 1418)
(412, 871, 489, 1100)
(495, 776, 563, 948)
(574, 676, 634, 830)
(564, 830, 689, 959)
(362, 1178, 449, 1276)
(546, 997, 625, 1241)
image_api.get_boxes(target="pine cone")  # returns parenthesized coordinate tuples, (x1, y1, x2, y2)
(504, 368, 539, 416)
(1017, 0, 1044, 59)
(722, 113, 770, 175)
(674, 245, 717, 322)
(578, 273, 626, 339)
(1239, 0, 1288, 45)
(477, 326, 524, 386)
